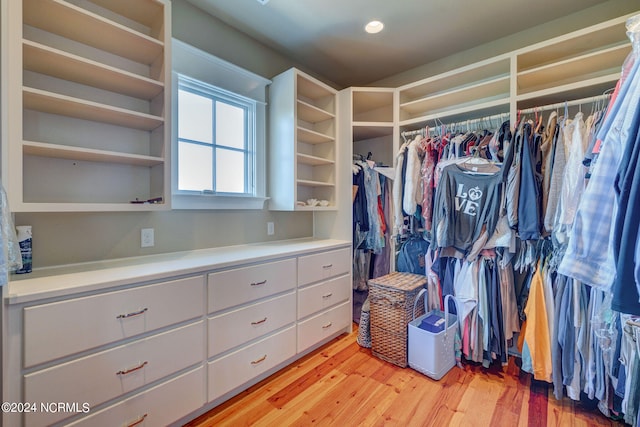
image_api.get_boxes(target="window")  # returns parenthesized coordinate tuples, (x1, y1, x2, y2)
(171, 39, 270, 210)
(177, 76, 254, 195)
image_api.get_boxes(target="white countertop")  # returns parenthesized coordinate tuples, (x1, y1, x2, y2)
(6, 238, 351, 305)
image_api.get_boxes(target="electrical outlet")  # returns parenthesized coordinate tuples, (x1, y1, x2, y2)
(141, 228, 154, 247)
(267, 222, 275, 236)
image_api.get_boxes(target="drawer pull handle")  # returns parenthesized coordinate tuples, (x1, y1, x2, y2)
(251, 354, 267, 365)
(117, 307, 148, 319)
(322, 264, 333, 269)
(116, 361, 148, 376)
(126, 413, 148, 427)
(322, 293, 333, 299)
(251, 280, 267, 286)
(251, 317, 268, 325)
(322, 322, 333, 329)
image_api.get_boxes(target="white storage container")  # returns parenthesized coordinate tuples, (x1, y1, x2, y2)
(408, 292, 458, 380)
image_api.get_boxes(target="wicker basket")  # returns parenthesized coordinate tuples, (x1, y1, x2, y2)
(369, 272, 427, 367)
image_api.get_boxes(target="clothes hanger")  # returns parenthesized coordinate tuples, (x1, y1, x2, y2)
(534, 107, 544, 134)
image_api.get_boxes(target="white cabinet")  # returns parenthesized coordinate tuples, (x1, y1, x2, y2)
(297, 301, 351, 353)
(3, 240, 352, 426)
(269, 68, 338, 211)
(23, 275, 204, 367)
(1, 0, 171, 211)
(208, 326, 297, 401)
(205, 246, 351, 403)
(11, 274, 204, 427)
(209, 292, 296, 357)
(206, 257, 297, 400)
(296, 247, 351, 353)
(297, 274, 351, 320)
(66, 366, 205, 427)
(297, 247, 351, 286)
(207, 258, 296, 312)
(24, 322, 204, 426)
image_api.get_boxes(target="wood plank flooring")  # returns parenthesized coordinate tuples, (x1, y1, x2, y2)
(184, 325, 624, 427)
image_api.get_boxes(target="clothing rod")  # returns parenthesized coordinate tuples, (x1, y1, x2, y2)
(402, 111, 510, 136)
(400, 128, 426, 138)
(442, 112, 510, 129)
(518, 93, 612, 115)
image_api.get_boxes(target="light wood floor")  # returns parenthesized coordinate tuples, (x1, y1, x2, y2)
(185, 325, 624, 427)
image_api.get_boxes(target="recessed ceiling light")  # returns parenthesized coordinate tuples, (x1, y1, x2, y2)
(365, 20, 384, 34)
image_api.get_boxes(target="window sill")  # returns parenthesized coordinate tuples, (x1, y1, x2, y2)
(171, 194, 269, 210)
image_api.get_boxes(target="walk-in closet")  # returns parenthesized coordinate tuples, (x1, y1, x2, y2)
(2, 1, 640, 426)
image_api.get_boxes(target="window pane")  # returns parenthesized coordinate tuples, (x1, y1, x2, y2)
(179, 141, 212, 191)
(216, 149, 245, 193)
(178, 90, 213, 144)
(216, 101, 245, 149)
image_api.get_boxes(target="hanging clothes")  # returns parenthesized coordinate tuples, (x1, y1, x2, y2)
(544, 120, 566, 233)
(403, 135, 423, 216)
(432, 163, 502, 254)
(515, 122, 542, 241)
(556, 55, 640, 289)
(522, 260, 553, 382)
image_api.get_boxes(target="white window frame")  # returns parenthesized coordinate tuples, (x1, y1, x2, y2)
(171, 39, 271, 210)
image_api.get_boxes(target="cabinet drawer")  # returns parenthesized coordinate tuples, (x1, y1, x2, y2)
(65, 366, 205, 427)
(24, 321, 203, 427)
(208, 258, 296, 312)
(23, 275, 204, 368)
(208, 325, 296, 402)
(297, 248, 350, 286)
(297, 301, 351, 353)
(209, 292, 296, 357)
(298, 274, 350, 319)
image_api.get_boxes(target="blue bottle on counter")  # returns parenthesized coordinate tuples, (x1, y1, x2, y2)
(15, 225, 32, 274)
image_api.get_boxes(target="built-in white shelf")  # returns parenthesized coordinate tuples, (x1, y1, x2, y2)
(23, 0, 164, 64)
(23, 40, 164, 99)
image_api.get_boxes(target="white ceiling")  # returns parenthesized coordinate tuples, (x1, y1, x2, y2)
(186, 0, 611, 87)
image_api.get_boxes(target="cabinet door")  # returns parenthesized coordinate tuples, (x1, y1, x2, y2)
(23, 275, 204, 367)
(297, 248, 350, 286)
(24, 321, 203, 427)
(208, 292, 296, 357)
(65, 366, 205, 427)
(208, 325, 296, 402)
(208, 258, 296, 312)
(297, 301, 351, 353)
(297, 274, 350, 320)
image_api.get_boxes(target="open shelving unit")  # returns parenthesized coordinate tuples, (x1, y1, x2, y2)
(2, 0, 171, 212)
(515, 15, 631, 110)
(398, 57, 511, 129)
(269, 68, 338, 211)
(347, 87, 396, 166)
